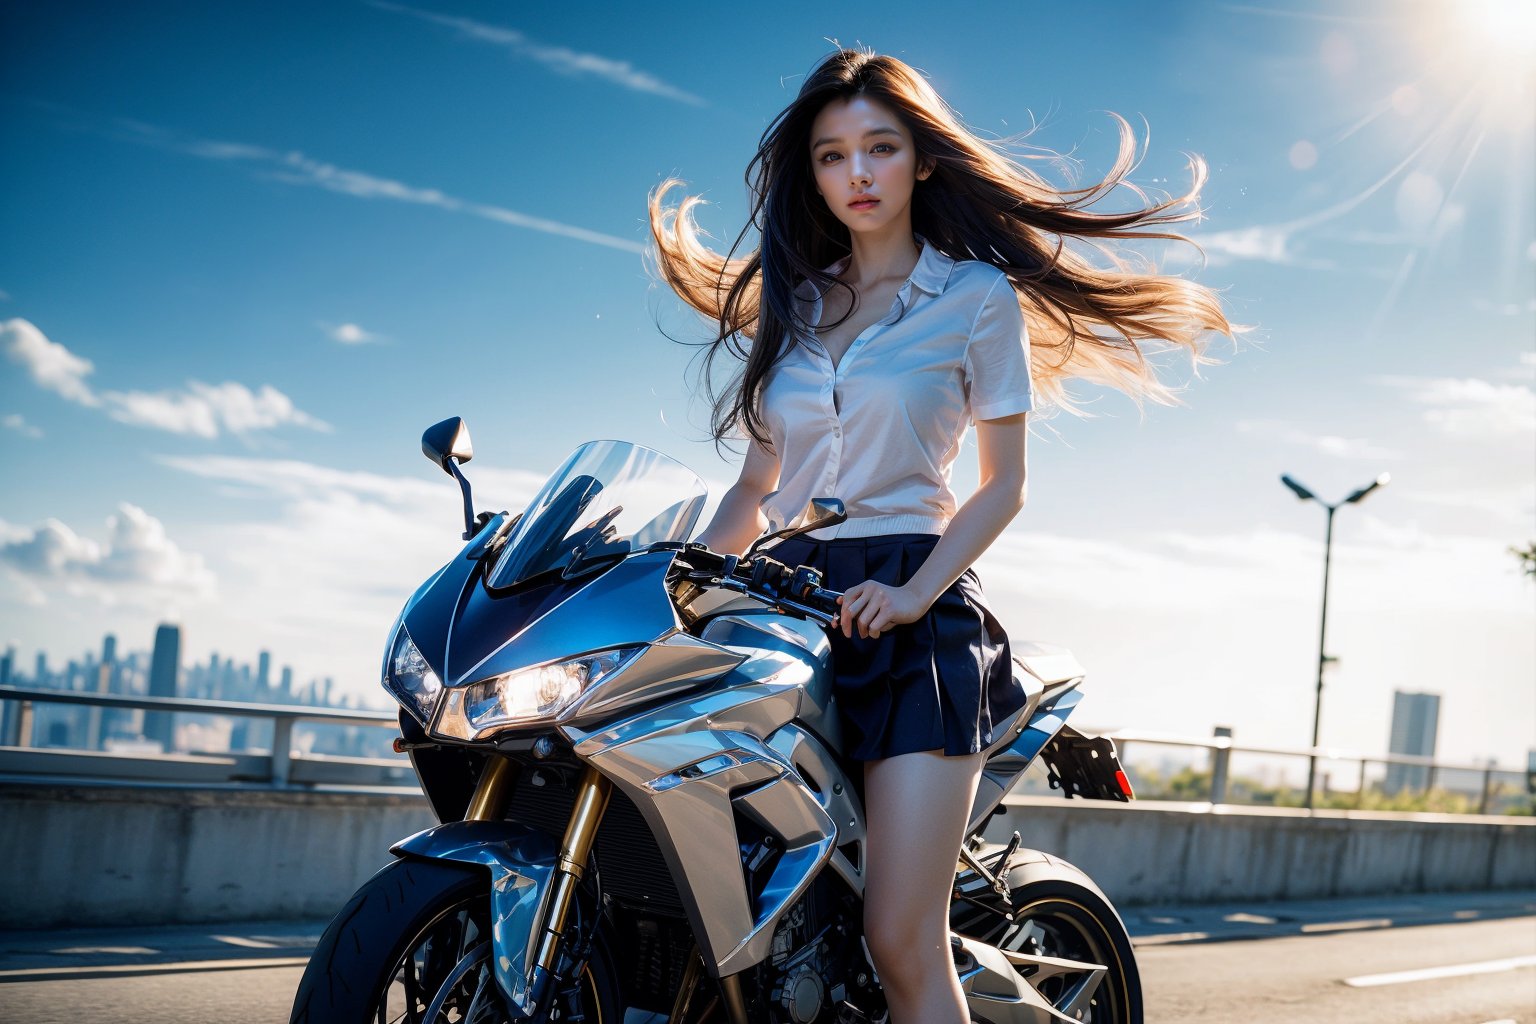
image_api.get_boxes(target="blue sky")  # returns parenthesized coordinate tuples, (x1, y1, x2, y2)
(2, 1, 1533, 770)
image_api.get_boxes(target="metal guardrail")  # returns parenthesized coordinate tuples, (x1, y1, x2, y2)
(1106, 728, 1530, 816)
(0, 686, 1529, 814)
(0, 685, 410, 791)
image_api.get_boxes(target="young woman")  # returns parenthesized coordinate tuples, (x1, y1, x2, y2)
(648, 48, 1239, 1024)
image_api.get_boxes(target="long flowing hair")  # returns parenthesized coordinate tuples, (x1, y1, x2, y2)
(647, 47, 1246, 450)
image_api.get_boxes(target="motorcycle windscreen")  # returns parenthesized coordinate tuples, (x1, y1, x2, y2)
(486, 440, 707, 590)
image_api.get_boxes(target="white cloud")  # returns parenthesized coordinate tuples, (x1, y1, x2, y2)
(323, 322, 385, 345)
(366, 1, 705, 106)
(148, 454, 548, 690)
(102, 381, 330, 439)
(2, 413, 43, 439)
(1235, 419, 1404, 461)
(0, 504, 216, 607)
(2, 318, 99, 406)
(104, 119, 644, 254)
(1398, 482, 1536, 530)
(3, 319, 328, 439)
(1373, 373, 1536, 438)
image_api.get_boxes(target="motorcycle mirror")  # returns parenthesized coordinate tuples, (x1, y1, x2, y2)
(422, 417, 474, 476)
(421, 417, 478, 540)
(802, 497, 846, 530)
(745, 497, 848, 557)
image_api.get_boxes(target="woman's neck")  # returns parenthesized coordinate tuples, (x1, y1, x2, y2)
(841, 223, 922, 289)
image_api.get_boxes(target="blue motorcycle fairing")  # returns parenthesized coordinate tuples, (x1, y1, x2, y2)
(1011, 686, 1085, 763)
(397, 536, 685, 696)
(441, 550, 684, 687)
(391, 819, 560, 1017)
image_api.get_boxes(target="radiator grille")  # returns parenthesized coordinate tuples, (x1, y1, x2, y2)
(506, 770, 685, 917)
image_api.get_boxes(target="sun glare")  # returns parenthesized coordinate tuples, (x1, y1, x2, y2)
(1459, 0, 1536, 56)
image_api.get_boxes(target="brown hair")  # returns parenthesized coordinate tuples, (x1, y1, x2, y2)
(648, 47, 1247, 449)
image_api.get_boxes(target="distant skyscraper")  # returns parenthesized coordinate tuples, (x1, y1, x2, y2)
(101, 634, 117, 666)
(1384, 691, 1441, 794)
(34, 651, 46, 686)
(257, 651, 271, 694)
(144, 623, 182, 751)
(0, 646, 14, 744)
(280, 665, 293, 698)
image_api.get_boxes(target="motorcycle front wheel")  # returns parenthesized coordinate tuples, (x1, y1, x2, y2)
(289, 857, 619, 1024)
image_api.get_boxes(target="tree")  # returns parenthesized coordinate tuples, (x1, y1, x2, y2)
(1510, 540, 1536, 578)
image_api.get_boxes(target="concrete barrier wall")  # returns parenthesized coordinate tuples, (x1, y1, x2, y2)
(1, 784, 1531, 929)
(0, 784, 435, 929)
(985, 797, 1536, 905)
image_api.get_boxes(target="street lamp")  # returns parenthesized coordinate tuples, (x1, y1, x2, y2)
(1280, 471, 1391, 810)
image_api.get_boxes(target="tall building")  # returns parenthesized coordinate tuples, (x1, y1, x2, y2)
(0, 646, 14, 744)
(257, 650, 271, 694)
(1384, 690, 1441, 794)
(144, 623, 182, 751)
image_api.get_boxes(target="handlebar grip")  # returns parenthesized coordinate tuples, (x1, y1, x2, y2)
(803, 587, 842, 617)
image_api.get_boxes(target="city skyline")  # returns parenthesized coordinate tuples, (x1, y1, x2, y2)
(2, 2, 1532, 768)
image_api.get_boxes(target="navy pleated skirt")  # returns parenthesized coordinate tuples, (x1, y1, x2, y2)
(765, 532, 1026, 762)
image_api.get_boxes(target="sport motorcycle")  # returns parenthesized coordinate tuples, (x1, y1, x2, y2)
(290, 418, 1141, 1024)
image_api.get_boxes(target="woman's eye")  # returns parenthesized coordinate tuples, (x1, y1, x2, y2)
(873, 143, 894, 153)
(819, 152, 841, 163)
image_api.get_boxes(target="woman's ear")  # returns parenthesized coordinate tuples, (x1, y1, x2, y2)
(917, 156, 936, 181)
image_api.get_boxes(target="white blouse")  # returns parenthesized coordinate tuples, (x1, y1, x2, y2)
(758, 234, 1034, 540)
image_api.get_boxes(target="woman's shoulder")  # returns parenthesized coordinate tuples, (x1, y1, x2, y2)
(943, 256, 1012, 299)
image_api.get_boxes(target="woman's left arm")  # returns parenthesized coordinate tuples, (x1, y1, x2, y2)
(836, 412, 1028, 639)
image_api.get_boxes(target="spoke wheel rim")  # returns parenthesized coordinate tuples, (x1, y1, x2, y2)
(1008, 898, 1127, 1023)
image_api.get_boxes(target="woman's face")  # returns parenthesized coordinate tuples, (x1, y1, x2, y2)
(809, 94, 931, 240)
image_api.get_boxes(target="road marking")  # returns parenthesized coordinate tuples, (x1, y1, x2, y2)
(1301, 918, 1393, 934)
(212, 934, 281, 949)
(1343, 955, 1536, 988)
(1132, 931, 1210, 946)
(48, 946, 158, 956)
(0, 956, 310, 982)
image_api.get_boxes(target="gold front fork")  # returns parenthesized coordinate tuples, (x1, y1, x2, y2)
(464, 754, 517, 821)
(535, 763, 613, 971)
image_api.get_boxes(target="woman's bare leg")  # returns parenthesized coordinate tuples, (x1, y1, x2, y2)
(862, 748, 986, 1024)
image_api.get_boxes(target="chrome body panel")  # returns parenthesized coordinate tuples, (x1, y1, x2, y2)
(390, 819, 559, 1016)
(560, 632, 746, 725)
(560, 634, 855, 977)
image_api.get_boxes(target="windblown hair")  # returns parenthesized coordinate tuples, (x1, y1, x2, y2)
(647, 47, 1245, 450)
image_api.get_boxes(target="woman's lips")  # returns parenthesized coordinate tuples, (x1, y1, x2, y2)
(849, 199, 880, 210)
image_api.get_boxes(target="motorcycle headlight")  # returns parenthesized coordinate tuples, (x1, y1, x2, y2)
(431, 648, 641, 741)
(384, 624, 443, 727)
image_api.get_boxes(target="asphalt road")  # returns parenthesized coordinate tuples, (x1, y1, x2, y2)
(1, 891, 1532, 1024)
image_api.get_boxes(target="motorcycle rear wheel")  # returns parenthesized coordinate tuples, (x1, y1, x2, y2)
(289, 857, 619, 1024)
(954, 869, 1143, 1024)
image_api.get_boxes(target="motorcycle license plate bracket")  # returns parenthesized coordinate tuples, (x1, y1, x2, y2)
(1040, 725, 1133, 802)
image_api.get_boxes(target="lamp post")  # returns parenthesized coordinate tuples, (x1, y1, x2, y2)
(1281, 471, 1390, 810)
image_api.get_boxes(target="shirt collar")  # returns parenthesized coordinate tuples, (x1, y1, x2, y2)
(797, 232, 956, 302)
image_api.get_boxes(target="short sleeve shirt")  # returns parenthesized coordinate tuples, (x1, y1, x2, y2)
(758, 234, 1033, 540)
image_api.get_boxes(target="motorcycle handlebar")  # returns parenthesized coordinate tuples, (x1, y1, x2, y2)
(665, 542, 843, 625)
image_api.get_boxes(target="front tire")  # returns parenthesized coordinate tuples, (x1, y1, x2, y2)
(290, 857, 620, 1024)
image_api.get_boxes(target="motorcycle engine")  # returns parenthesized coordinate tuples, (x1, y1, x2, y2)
(768, 901, 834, 1023)
(763, 889, 885, 1024)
